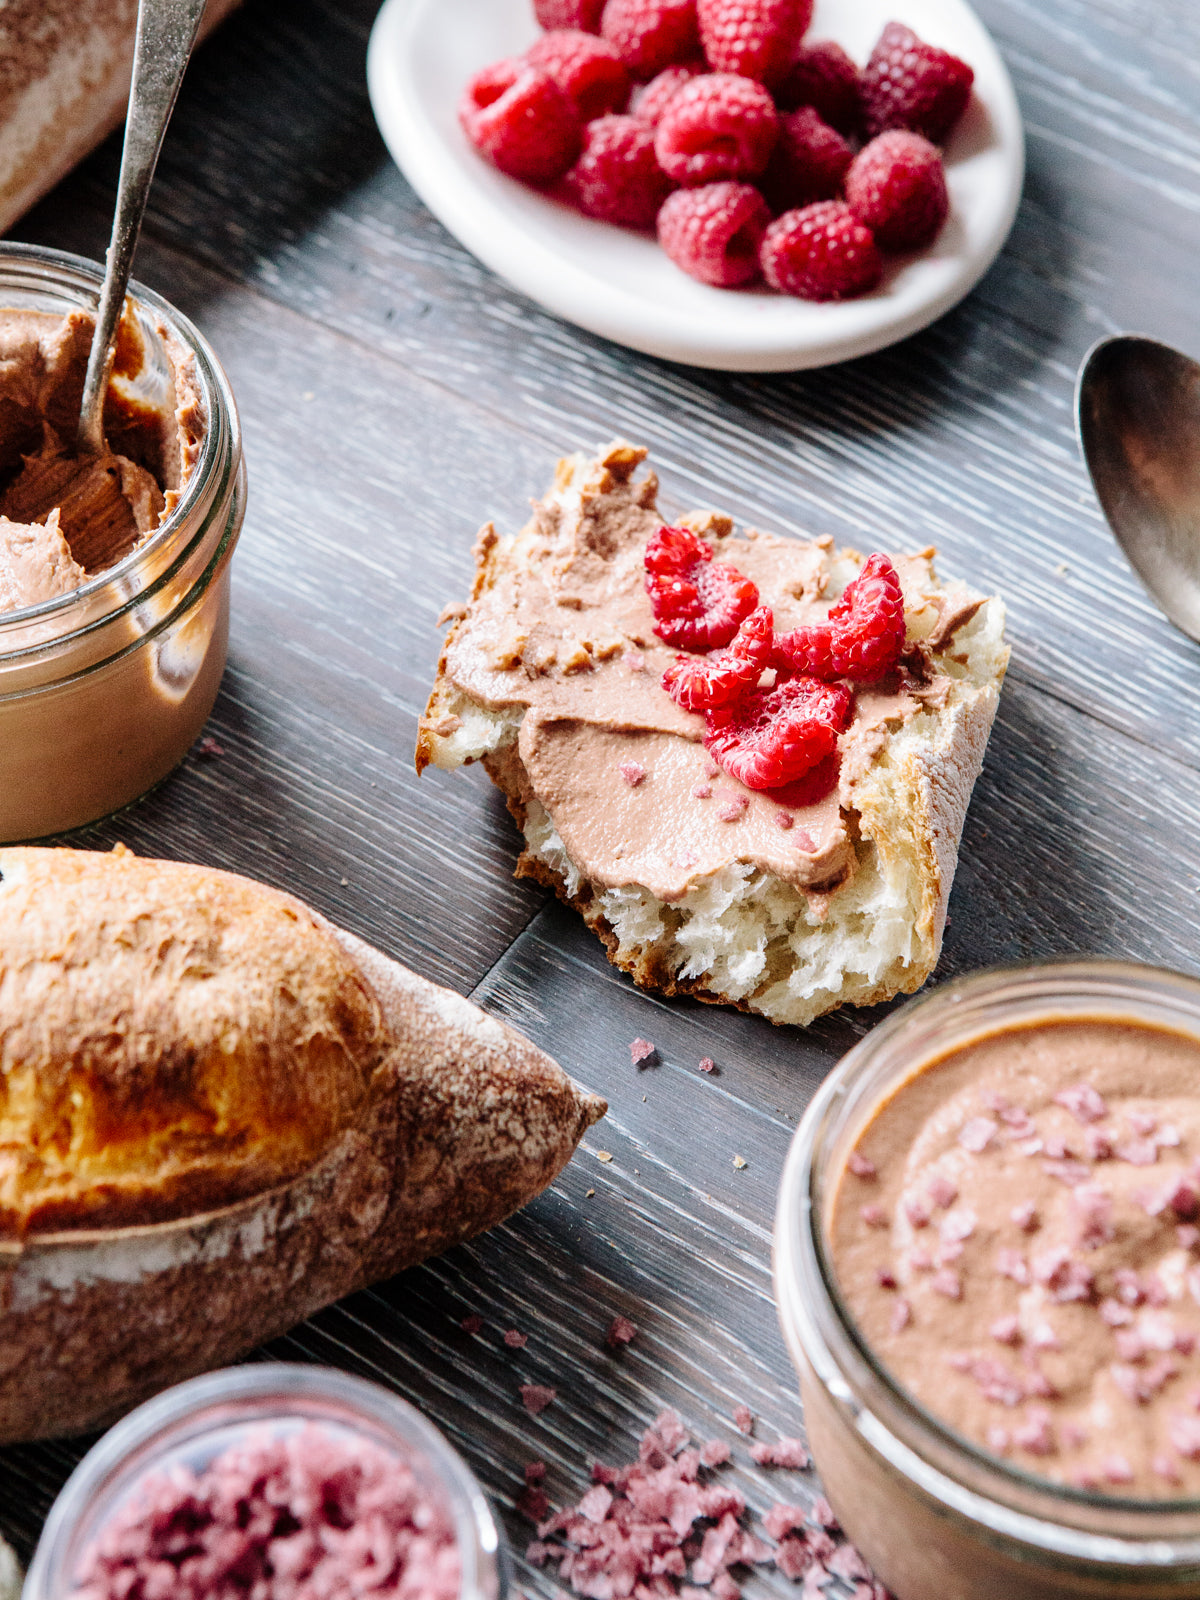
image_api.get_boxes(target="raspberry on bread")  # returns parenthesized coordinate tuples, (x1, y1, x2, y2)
(417, 444, 1008, 1029)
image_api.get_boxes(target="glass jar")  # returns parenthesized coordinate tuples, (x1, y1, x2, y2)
(0, 241, 245, 841)
(24, 1363, 508, 1600)
(775, 960, 1200, 1600)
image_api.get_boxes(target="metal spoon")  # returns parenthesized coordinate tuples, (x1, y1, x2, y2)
(76, 0, 208, 456)
(1077, 334, 1200, 643)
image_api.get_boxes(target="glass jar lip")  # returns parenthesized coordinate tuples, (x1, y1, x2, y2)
(776, 958, 1200, 1559)
(25, 1362, 505, 1600)
(0, 240, 239, 634)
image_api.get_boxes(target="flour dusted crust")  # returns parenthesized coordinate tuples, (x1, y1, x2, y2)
(419, 444, 1009, 1027)
(0, 846, 604, 1441)
(0, 0, 241, 237)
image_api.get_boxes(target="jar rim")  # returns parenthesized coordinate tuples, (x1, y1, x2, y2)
(24, 1362, 506, 1600)
(775, 957, 1200, 1565)
(0, 240, 239, 640)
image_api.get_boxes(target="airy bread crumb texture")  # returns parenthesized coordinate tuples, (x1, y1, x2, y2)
(422, 447, 1008, 1027)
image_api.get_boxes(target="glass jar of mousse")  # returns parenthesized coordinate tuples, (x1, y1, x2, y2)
(775, 960, 1200, 1600)
(0, 242, 245, 841)
(24, 1363, 508, 1600)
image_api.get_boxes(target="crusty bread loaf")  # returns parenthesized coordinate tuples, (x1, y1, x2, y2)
(0, 845, 605, 1441)
(418, 444, 1009, 1027)
(0, 0, 240, 236)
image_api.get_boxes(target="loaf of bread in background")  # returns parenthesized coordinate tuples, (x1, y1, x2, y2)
(0, 0, 240, 235)
(0, 846, 605, 1441)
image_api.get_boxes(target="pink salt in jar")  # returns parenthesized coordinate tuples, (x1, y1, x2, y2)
(24, 1364, 507, 1600)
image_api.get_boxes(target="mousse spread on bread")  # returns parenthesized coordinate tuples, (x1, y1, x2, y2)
(0, 846, 604, 1441)
(418, 443, 1008, 1026)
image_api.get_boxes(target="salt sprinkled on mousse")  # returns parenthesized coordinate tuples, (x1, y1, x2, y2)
(70, 1423, 460, 1600)
(830, 1016, 1200, 1496)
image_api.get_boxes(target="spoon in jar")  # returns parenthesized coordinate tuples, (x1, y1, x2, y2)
(1076, 334, 1200, 643)
(75, 0, 208, 458)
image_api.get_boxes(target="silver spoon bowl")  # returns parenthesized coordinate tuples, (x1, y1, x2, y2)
(1076, 334, 1200, 643)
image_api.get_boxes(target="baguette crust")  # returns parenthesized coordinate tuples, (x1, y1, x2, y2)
(419, 444, 1008, 1026)
(0, 852, 604, 1442)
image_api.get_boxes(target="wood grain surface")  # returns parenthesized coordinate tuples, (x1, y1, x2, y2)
(2, 0, 1200, 1582)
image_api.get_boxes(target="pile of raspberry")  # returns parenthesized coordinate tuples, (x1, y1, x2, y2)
(644, 525, 908, 791)
(458, 0, 975, 300)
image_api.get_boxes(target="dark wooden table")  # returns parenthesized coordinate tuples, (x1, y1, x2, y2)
(3, 0, 1199, 1580)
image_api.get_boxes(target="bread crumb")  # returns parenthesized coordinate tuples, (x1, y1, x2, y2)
(586, 1188, 596, 1197)
(733, 1155, 747, 1169)
(597, 1151, 613, 1163)
(1055, 562, 1069, 576)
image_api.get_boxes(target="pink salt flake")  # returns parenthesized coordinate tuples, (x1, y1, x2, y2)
(733, 1404, 754, 1435)
(630, 1037, 657, 1064)
(1154, 1453, 1183, 1484)
(72, 1422, 461, 1600)
(705, 760, 720, 779)
(1022, 1366, 1057, 1402)
(1115, 1268, 1145, 1307)
(1110, 1363, 1148, 1404)
(461, 1313, 484, 1334)
(1179, 1225, 1200, 1250)
(995, 1248, 1030, 1285)
(971, 1357, 1024, 1408)
(1061, 1423, 1088, 1450)
(526, 1460, 547, 1482)
(677, 849, 700, 869)
(1116, 1137, 1159, 1167)
(1172, 1411, 1200, 1459)
(903, 1196, 931, 1228)
(625, 650, 646, 672)
(505, 1328, 529, 1349)
(1084, 1127, 1114, 1161)
(718, 796, 749, 822)
(653, 1407, 689, 1454)
(692, 783, 713, 799)
(1102, 1453, 1135, 1484)
(801, 1560, 830, 1600)
(1072, 1184, 1115, 1249)
(763, 1503, 807, 1540)
(1042, 1134, 1071, 1160)
(1032, 1247, 1094, 1303)
(1159, 1123, 1182, 1148)
(793, 827, 817, 851)
(927, 1174, 958, 1209)
(1010, 1201, 1039, 1232)
(751, 1438, 811, 1469)
(875, 1266, 898, 1290)
(1100, 1297, 1133, 1327)
(990, 1315, 1021, 1346)
(1000, 1108, 1037, 1138)
(578, 1485, 614, 1524)
(606, 1315, 638, 1348)
(520, 1384, 558, 1416)
(947, 1352, 973, 1372)
(1142, 1311, 1178, 1353)
(525, 1538, 551, 1565)
(1029, 1321, 1061, 1351)
(700, 1439, 731, 1467)
(940, 1208, 977, 1244)
(1145, 1273, 1170, 1308)
(1054, 1084, 1108, 1123)
(1169, 1182, 1200, 1222)
(620, 761, 647, 786)
(986, 1426, 1010, 1453)
(711, 1571, 741, 1600)
(518, 1482, 551, 1521)
(890, 1298, 911, 1333)
(1013, 1407, 1055, 1456)
(908, 1248, 933, 1271)
(773, 1537, 814, 1580)
(775, 811, 794, 830)
(828, 1543, 870, 1581)
(847, 1150, 876, 1180)
(931, 1269, 962, 1300)
(1129, 1111, 1159, 1137)
(959, 1116, 998, 1153)
(698, 1056, 716, 1074)
(1042, 1158, 1092, 1188)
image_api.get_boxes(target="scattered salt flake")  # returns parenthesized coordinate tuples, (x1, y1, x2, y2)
(775, 811, 794, 830)
(995, 1248, 1030, 1284)
(903, 1196, 931, 1228)
(698, 1056, 716, 1074)
(1013, 1407, 1055, 1456)
(763, 1503, 807, 1541)
(986, 1425, 1009, 1453)
(705, 760, 720, 779)
(526, 1461, 547, 1482)
(940, 1208, 976, 1244)
(518, 1485, 551, 1522)
(990, 1315, 1021, 1346)
(1181, 1226, 1200, 1250)
(958, 1116, 998, 1153)
(828, 1544, 870, 1581)
(811, 1496, 837, 1529)
(578, 1485, 613, 1524)
(606, 1315, 638, 1348)
(461, 1314, 483, 1334)
(890, 1299, 911, 1333)
(1102, 1452, 1134, 1484)
(1030, 1321, 1060, 1351)
(751, 1438, 811, 1469)
(505, 1329, 529, 1349)
(733, 1154, 747, 1170)
(847, 1151, 876, 1180)
(1129, 1111, 1158, 1137)
(718, 797, 749, 822)
(525, 1539, 550, 1565)
(1176, 1412, 1200, 1461)
(1154, 1453, 1182, 1484)
(875, 1266, 898, 1290)
(1042, 1158, 1092, 1188)
(596, 1151, 614, 1163)
(1116, 1137, 1159, 1167)
(1054, 1084, 1108, 1123)
(1072, 1184, 1115, 1248)
(927, 1174, 958, 1209)
(700, 1439, 730, 1468)
(908, 1249, 933, 1271)
(733, 1404, 754, 1435)
(773, 1538, 813, 1581)
(692, 783, 713, 799)
(1032, 1247, 1093, 1303)
(1084, 1127, 1114, 1161)
(630, 1037, 657, 1065)
(620, 761, 646, 787)
(197, 734, 225, 756)
(520, 1384, 557, 1416)
(625, 650, 646, 672)
(1010, 1202, 1038, 1232)
(931, 1268, 962, 1300)
(1060, 1422, 1087, 1450)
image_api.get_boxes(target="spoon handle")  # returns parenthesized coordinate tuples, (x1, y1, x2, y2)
(76, 0, 208, 456)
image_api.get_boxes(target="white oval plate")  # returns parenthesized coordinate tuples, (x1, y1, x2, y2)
(367, 0, 1024, 372)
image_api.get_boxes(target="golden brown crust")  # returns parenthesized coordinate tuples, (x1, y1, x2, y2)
(0, 846, 390, 1233)
(0, 855, 605, 1442)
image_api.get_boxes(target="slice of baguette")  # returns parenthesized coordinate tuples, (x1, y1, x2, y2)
(0, 845, 604, 1442)
(418, 444, 1009, 1028)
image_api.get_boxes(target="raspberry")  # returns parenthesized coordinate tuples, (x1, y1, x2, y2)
(600, 0, 701, 81)
(696, 0, 814, 87)
(655, 73, 778, 185)
(459, 59, 583, 184)
(536, 0, 607, 29)
(861, 22, 974, 143)
(630, 62, 703, 124)
(776, 553, 907, 682)
(845, 130, 948, 249)
(776, 40, 862, 135)
(759, 106, 853, 214)
(563, 114, 674, 227)
(526, 31, 632, 121)
(644, 524, 759, 649)
(662, 605, 773, 711)
(658, 181, 770, 285)
(760, 201, 882, 300)
(704, 676, 852, 790)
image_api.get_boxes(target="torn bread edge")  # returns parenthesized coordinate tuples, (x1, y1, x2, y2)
(418, 444, 1009, 1028)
